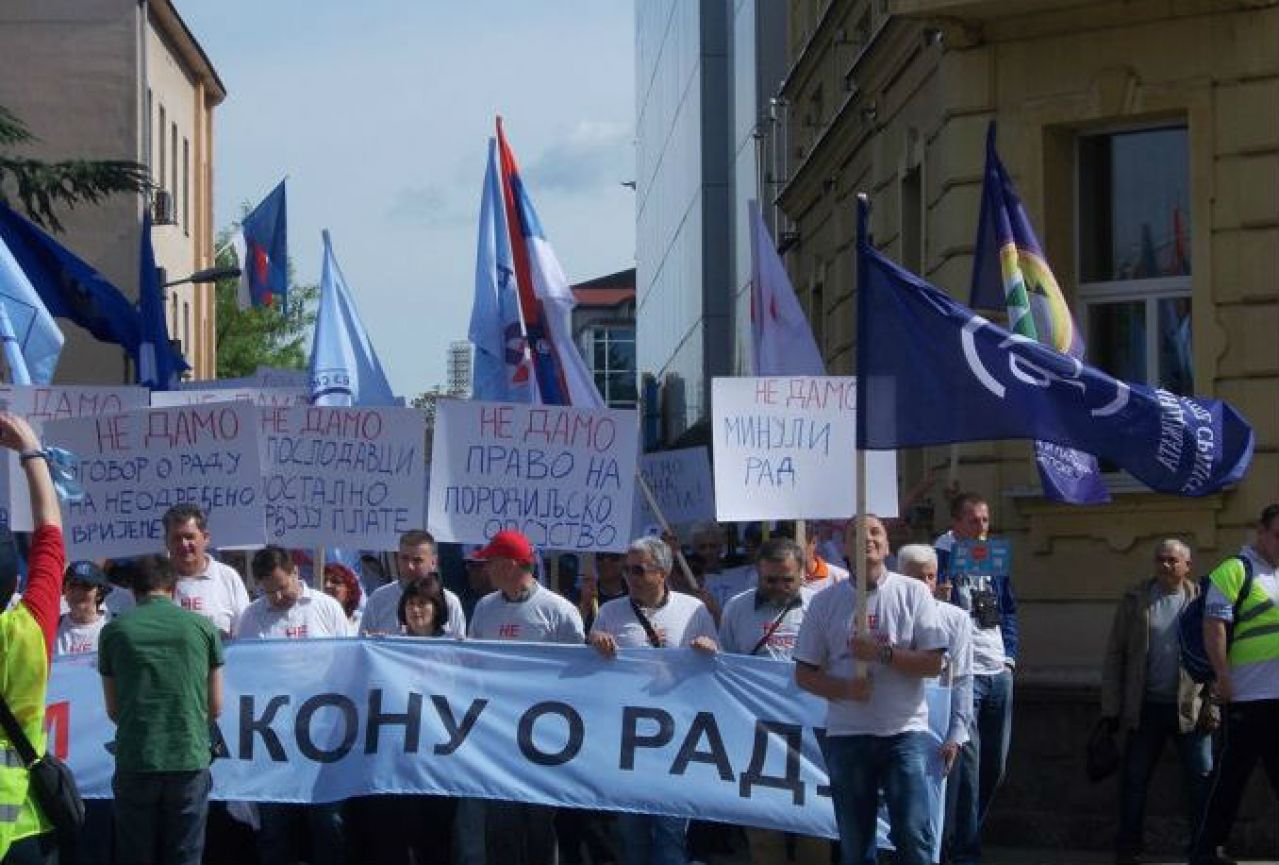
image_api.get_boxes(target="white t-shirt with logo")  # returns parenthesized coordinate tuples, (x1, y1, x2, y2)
(174, 558, 251, 638)
(468, 582, 585, 645)
(1206, 545, 1279, 702)
(702, 565, 757, 612)
(236, 585, 351, 641)
(793, 572, 948, 737)
(591, 590, 718, 649)
(359, 581, 466, 638)
(55, 614, 109, 656)
(934, 600, 974, 745)
(718, 587, 812, 661)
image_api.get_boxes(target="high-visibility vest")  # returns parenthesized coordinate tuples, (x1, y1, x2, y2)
(0, 604, 51, 858)
(1209, 555, 1279, 668)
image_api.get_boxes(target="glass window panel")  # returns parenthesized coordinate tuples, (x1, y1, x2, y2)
(592, 332, 607, 370)
(608, 372, 638, 406)
(1088, 301, 1146, 382)
(1157, 296, 1193, 394)
(1079, 127, 1190, 282)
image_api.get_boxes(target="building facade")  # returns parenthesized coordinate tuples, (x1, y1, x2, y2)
(571, 268, 637, 410)
(778, 0, 1277, 849)
(0, 0, 224, 383)
(446, 339, 472, 398)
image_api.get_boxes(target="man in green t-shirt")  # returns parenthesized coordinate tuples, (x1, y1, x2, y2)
(99, 554, 224, 865)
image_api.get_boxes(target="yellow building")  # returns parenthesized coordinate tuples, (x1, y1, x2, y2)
(778, 0, 1277, 846)
(0, 0, 224, 382)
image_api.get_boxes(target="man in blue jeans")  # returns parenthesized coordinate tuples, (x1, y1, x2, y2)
(795, 515, 947, 865)
(935, 493, 1018, 864)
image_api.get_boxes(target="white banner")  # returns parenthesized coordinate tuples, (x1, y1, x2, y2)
(178, 367, 309, 390)
(261, 406, 426, 550)
(712, 377, 899, 521)
(632, 446, 715, 533)
(428, 400, 640, 552)
(42, 402, 265, 558)
(0, 385, 150, 529)
(152, 387, 309, 409)
(48, 640, 949, 843)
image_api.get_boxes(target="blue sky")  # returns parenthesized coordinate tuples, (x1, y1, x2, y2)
(179, 1, 636, 396)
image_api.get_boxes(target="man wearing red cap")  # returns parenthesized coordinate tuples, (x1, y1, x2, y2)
(469, 529, 585, 865)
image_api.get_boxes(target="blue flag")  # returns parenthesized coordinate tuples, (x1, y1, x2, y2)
(469, 138, 533, 403)
(308, 230, 394, 407)
(0, 230, 63, 384)
(855, 204, 1253, 497)
(137, 211, 188, 390)
(970, 123, 1107, 504)
(0, 201, 140, 359)
(237, 180, 288, 310)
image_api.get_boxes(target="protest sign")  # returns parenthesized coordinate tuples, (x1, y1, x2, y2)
(42, 401, 264, 558)
(632, 446, 715, 533)
(260, 405, 426, 549)
(711, 377, 898, 521)
(0, 384, 150, 528)
(950, 538, 1012, 579)
(152, 387, 309, 409)
(428, 400, 640, 551)
(178, 366, 310, 390)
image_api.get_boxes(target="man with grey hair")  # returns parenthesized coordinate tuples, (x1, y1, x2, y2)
(589, 535, 718, 865)
(1102, 538, 1211, 865)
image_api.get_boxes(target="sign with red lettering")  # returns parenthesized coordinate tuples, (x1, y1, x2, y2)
(151, 387, 310, 410)
(0, 385, 150, 529)
(427, 399, 640, 552)
(711, 377, 898, 521)
(258, 406, 426, 550)
(40, 402, 265, 559)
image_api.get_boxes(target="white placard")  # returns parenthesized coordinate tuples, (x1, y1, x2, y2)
(178, 367, 310, 390)
(260, 405, 426, 550)
(428, 400, 640, 552)
(152, 387, 310, 409)
(711, 376, 898, 521)
(632, 446, 715, 532)
(42, 402, 265, 559)
(0, 385, 150, 529)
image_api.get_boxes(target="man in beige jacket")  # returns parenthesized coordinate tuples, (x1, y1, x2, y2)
(1101, 539, 1213, 865)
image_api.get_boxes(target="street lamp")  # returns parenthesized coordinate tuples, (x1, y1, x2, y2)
(161, 265, 240, 288)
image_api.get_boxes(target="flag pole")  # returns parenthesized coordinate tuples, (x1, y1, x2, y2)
(635, 470, 700, 590)
(854, 193, 872, 680)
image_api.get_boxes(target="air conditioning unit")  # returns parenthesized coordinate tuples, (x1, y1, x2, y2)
(153, 190, 177, 225)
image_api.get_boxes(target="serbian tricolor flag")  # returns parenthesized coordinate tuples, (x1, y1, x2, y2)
(495, 117, 603, 408)
(970, 122, 1108, 504)
(234, 179, 288, 310)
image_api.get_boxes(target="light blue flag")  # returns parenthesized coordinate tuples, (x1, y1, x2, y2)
(469, 137, 532, 403)
(0, 231, 63, 383)
(308, 230, 395, 407)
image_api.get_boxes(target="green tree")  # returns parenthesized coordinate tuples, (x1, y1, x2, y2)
(214, 229, 318, 378)
(0, 105, 149, 232)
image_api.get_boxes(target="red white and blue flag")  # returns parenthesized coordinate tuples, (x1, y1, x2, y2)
(234, 179, 288, 310)
(495, 118, 603, 408)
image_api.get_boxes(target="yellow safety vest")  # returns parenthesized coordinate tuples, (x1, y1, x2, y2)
(0, 604, 51, 858)
(1209, 555, 1279, 668)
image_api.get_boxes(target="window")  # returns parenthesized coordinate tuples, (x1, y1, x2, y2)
(182, 138, 190, 234)
(171, 122, 178, 208)
(158, 105, 166, 188)
(183, 301, 190, 358)
(145, 89, 153, 170)
(1077, 125, 1192, 395)
(585, 326, 637, 409)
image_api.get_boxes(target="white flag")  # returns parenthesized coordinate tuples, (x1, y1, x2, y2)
(749, 200, 825, 376)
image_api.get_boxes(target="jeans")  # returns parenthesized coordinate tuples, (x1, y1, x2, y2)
(112, 768, 211, 865)
(1115, 700, 1211, 856)
(614, 813, 689, 865)
(256, 802, 344, 865)
(948, 669, 1012, 863)
(824, 731, 935, 865)
(1189, 698, 1279, 861)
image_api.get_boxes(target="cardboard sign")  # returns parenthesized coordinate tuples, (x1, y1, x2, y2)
(949, 538, 1012, 578)
(711, 377, 898, 521)
(0, 385, 150, 529)
(428, 400, 640, 551)
(632, 446, 715, 532)
(42, 402, 265, 559)
(152, 387, 310, 409)
(259, 405, 426, 550)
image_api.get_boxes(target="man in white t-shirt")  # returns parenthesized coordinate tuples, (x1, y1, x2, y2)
(1189, 504, 1279, 865)
(590, 535, 717, 865)
(163, 504, 251, 640)
(238, 547, 346, 864)
(359, 530, 465, 637)
(56, 561, 113, 656)
(794, 515, 947, 865)
(469, 530, 584, 865)
(719, 537, 828, 864)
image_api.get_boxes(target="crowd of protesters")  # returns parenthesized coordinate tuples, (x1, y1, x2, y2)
(0, 417, 1269, 864)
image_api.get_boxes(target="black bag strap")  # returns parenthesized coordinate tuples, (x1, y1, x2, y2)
(0, 692, 40, 768)
(629, 599, 664, 648)
(749, 596, 802, 657)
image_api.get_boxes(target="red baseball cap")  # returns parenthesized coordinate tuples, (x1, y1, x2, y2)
(472, 530, 535, 566)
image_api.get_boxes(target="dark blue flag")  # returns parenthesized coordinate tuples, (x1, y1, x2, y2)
(137, 211, 188, 390)
(0, 201, 141, 358)
(855, 205, 1253, 497)
(237, 179, 288, 309)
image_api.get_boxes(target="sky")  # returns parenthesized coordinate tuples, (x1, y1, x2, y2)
(179, 1, 637, 397)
